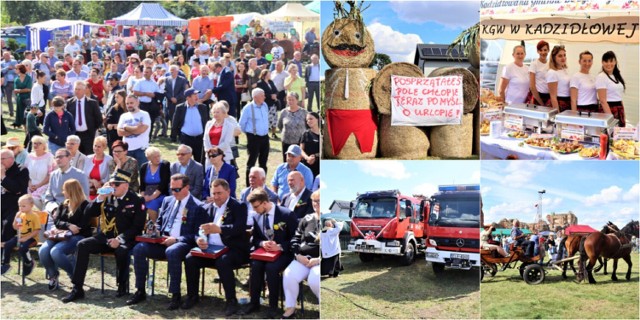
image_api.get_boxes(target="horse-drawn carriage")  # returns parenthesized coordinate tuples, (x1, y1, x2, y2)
(481, 220, 639, 285)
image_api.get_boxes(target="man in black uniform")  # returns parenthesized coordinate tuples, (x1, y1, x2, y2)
(62, 169, 146, 303)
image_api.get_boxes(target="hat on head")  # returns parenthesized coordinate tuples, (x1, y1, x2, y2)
(109, 169, 132, 183)
(184, 88, 200, 96)
(75, 54, 84, 60)
(129, 53, 140, 60)
(6, 137, 21, 147)
(239, 49, 246, 53)
(286, 144, 302, 157)
(106, 73, 121, 81)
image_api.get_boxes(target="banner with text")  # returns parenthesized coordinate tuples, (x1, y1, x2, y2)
(390, 75, 464, 126)
(481, 16, 639, 44)
(480, 0, 637, 16)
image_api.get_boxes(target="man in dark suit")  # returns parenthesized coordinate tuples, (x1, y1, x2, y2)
(170, 144, 204, 199)
(127, 174, 208, 309)
(164, 65, 189, 141)
(67, 80, 102, 155)
(280, 171, 313, 221)
(182, 179, 249, 315)
(172, 88, 209, 165)
(0, 149, 29, 242)
(211, 61, 237, 117)
(62, 169, 146, 303)
(240, 188, 297, 318)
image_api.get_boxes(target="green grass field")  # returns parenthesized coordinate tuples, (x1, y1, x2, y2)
(0, 104, 319, 318)
(321, 252, 480, 319)
(481, 253, 640, 319)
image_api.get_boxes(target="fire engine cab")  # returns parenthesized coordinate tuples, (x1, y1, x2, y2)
(424, 184, 481, 273)
(347, 190, 426, 266)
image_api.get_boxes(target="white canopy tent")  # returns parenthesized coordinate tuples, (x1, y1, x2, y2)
(263, 3, 320, 22)
(227, 12, 266, 28)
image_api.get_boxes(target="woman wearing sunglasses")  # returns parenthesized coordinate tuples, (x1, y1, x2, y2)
(202, 147, 236, 202)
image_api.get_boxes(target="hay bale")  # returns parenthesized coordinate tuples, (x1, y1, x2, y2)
(378, 115, 429, 159)
(324, 68, 377, 110)
(322, 119, 378, 159)
(372, 63, 424, 115)
(322, 18, 375, 68)
(428, 67, 479, 114)
(429, 113, 474, 158)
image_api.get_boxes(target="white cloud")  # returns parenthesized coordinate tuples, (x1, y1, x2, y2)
(585, 186, 623, 206)
(412, 183, 438, 198)
(471, 171, 481, 183)
(501, 161, 548, 188)
(481, 186, 492, 196)
(622, 183, 639, 202)
(319, 180, 327, 190)
(389, 1, 479, 29)
(486, 201, 538, 224)
(540, 197, 563, 209)
(356, 160, 411, 180)
(366, 22, 421, 63)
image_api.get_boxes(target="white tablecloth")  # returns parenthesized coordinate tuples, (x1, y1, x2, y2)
(480, 134, 614, 160)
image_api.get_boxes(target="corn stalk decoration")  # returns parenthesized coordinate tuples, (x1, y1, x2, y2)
(447, 22, 479, 61)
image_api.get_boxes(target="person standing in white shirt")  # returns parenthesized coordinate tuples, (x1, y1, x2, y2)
(498, 45, 529, 105)
(570, 51, 598, 113)
(528, 40, 550, 105)
(117, 94, 151, 166)
(596, 51, 627, 127)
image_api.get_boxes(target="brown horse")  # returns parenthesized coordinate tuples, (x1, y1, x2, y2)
(578, 221, 638, 284)
(561, 233, 605, 279)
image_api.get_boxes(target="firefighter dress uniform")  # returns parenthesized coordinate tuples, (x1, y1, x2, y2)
(62, 169, 146, 303)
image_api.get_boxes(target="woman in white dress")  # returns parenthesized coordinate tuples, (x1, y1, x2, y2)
(498, 45, 529, 105)
(546, 45, 571, 112)
(570, 51, 598, 113)
(23, 135, 56, 209)
(528, 40, 550, 105)
(596, 51, 627, 127)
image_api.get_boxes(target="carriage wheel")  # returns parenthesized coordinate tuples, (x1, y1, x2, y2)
(519, 263, 529, 278)
(523, 264, 545, 285)
(481, 262, 497, 281)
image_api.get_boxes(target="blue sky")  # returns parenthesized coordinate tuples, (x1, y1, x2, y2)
(482, 161, 639, 230)
(320, 0, 479, 71)
(320, 160, 481, 212)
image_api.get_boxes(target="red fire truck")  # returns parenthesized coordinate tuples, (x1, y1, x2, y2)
(424, 185, 481, 273)
(347, 190, 426, 266)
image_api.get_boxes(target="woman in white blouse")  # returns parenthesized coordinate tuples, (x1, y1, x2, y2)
(498, 45, 529, 105)
(596, 51, 627, 127)
(546, 45, 571, 112)
(570, 51, 598, 113)
(24, 135, 56, 209)
(203, 102, 241, 165)
(528, 40, 550, 105)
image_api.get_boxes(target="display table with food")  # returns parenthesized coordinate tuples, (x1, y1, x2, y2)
(480, 103, 637, 160)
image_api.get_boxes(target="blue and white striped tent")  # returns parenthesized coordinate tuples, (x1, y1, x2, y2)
(26, 19, 102, 51)
(112, 3, 188, 27)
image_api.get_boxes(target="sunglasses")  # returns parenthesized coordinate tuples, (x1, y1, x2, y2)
(109, 182, 123, 187)
(208, 153, 222, 158)
(312, 199, 320, 204)
(171, 186, 184, 193)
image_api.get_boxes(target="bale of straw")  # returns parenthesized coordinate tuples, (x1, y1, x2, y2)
(322, 122, 378, 159)
(378, 115, 429, 159)
(322, 19, 376, 68)
(429, 113, 474, 158)
(324, 68, 377, 110)
(372, 63, 424, 115)
(428, 67, 479, 114)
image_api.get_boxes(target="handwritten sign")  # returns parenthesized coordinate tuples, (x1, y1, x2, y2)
(390, 75, 463, 126)
(613, 127, 638, 141)
(503, 114, 523, 131)
(560, 124, 585, 141)
(482, 110, 502, 121)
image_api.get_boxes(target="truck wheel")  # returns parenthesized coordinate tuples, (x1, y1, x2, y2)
(359, 253, 375, 263)
(400, 242, 415, 266)
(523, 264, 545, 285)
(432, 262, 445, 274)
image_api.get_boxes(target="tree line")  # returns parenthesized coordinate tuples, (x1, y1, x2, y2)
(2, 1, 311, 27)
